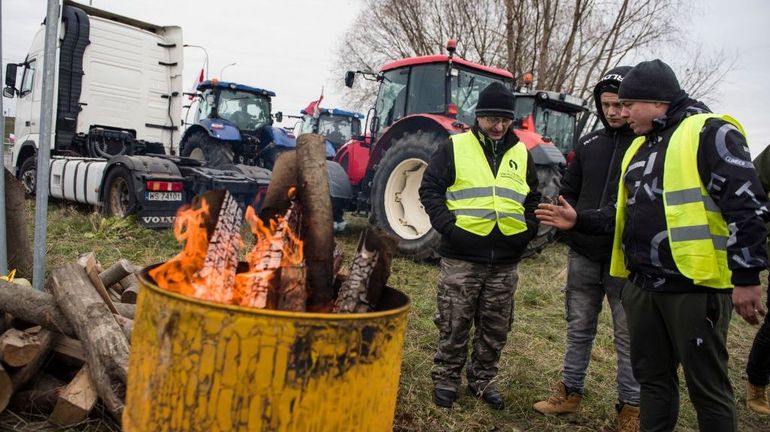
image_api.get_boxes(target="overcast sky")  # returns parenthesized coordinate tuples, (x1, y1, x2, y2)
(2, 0, 769, 155)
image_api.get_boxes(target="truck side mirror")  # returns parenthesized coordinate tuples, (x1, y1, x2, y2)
(5, 63, 17, 89)
(2, 87, 14, 99)
(274, 111, 283, 123)
(344, 71, 355, 88)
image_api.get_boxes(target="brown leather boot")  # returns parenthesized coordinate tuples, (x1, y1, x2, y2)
(747, 382, 770, 415)
(533, 382, 582, 415)
(617, 403, 640, 432)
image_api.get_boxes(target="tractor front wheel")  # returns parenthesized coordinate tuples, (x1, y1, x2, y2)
(180, 132, 234, 168)
(370, 130, 443, 261)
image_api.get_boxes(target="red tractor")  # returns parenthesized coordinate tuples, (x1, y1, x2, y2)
(339, 40, 585, 260)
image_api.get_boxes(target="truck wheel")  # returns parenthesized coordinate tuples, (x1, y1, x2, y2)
(523, 164, 563, 257)
(18, 157, 37, 197)
(181, 133, 234, 168)
(103, 166, 137, 218)
(370, 130, 443, 261)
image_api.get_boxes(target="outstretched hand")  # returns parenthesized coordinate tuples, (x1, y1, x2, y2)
(535, 195, 577, 230)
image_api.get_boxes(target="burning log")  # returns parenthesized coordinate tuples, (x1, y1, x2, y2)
(334, 228, 397, 313)
(149, 190, 243, 304)
(50, 263, 129, 421)
(296, 133, 335, 311)
(0, 279, 135, 338)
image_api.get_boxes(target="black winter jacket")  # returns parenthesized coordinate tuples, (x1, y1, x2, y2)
(576, 96, 769, 291)
(419, 125, 542, 264)
(560, 67, 636, 262)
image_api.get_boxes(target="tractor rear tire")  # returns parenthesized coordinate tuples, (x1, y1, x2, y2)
(180, 132, 234, 168)
(370, 130, 443, 261)
(523, 164, 563, 257)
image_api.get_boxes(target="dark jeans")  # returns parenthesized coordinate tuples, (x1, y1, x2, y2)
(747, 294, 770, 386)
(622, 281, 736, 432)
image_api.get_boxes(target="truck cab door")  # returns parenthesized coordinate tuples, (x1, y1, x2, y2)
(15, 58, 40, 140)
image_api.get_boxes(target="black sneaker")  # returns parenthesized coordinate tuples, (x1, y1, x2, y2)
(433, 388, 458, 408)
(468, 383, 505, 410)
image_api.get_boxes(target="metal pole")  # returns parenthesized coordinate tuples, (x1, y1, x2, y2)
(0, 0, 8, 275)
(219, 62, 236, 80)
(32, 0, 59, 290)
(183, 44, 209, 79)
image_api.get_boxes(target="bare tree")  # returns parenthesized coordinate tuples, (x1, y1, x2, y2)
(333, 0, 733, 110)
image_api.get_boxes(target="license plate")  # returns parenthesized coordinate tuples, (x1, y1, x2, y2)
(146, 192, 182, 201)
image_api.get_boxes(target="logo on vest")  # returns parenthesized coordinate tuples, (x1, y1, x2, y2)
(509, 159, 518, 170)
(500, 159, 523, 184)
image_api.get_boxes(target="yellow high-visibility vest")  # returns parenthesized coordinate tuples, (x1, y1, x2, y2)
(446, 131, 530, 236)
(610, 114, 745, 288)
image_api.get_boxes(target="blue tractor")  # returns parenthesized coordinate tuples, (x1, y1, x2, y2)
(292, 107, 365, 158)
(180, 80, 294, 170)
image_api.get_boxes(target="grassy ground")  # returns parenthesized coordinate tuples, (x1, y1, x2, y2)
(2, 201, 768, 431)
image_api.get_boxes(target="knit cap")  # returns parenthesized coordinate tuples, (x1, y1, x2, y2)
(618, 59, 682, 103)
(475, 82, 516, 119)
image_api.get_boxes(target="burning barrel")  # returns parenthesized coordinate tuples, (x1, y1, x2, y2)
(124, 137, 410, 431)
(123, 266, 409, 431)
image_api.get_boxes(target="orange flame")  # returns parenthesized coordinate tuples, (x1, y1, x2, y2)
(149, 192, 304, 309)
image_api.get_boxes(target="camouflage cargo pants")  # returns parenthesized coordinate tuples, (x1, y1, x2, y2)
(432, 257, 519, 392)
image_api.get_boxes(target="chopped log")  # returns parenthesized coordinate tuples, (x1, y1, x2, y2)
(114, 314, 133, 342)
(259, 150, 297, 222)
(10, 373, 64, 414)
(49, 365, 98, 426)
(278, 264, 307, 311)
(0, 279, 135, 337)
(334, 228, 397, 313)
(0, 363, 10, 412)
(99, 259, 136, 288)
(4, 169, 33, 279)
(0, 329, 58, 413)
(107, 286, 121, 303)
(83, 252, 119, 315)
(50, 264, 129, 420)
(0, 326, 43, 367)
(119, 273, 140, 304)
(296, 133, 335, 311)
(53, 336, 86, 365)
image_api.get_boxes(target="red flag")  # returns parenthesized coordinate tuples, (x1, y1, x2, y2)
(188, 68, 205, 100)
(302, 88, 324, 118)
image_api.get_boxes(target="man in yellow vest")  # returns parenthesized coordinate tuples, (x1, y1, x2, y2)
(419, 82, 541, 410)
(535, 59, 768, 432)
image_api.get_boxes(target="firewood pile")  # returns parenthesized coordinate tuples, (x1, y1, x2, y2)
(0, 253, 141, 428)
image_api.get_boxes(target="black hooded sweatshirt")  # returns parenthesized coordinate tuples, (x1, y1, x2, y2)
(560, 66, 636, 262)
(419, 125, 541, 264)
(576, 95, 769, 291)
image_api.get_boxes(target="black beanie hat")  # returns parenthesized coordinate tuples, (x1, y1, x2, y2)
(618, 59, 682, 103)
(475, 82, 515, 119)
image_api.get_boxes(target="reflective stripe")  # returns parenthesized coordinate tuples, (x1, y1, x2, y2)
(712, 235, 727, 251)
(498, 212, 526, 223)
(446, 186, 494, 201)
(665, 188, 701, 205)
(496, 187, 526, 203)
(666, 188, 720, 212)
(453, 209, 496, 220)
(670, 225, 712, 242)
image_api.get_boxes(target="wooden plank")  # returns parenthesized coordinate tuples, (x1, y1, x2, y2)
(83, 253, 120, 315)
(49, 365, 98, 426)
(53, 336, 86, 364)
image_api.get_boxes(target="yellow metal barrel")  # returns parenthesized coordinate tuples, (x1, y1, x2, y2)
(124, 264, 410, 432)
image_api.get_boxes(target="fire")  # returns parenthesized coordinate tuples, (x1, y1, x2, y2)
(149, 190, 304, 309)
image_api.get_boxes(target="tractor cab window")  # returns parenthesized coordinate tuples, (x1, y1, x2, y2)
(534, 106, 577, 154)
(20, 59, 36, 97)
(217, 90, 271, 131)
(318, 114, 358, 150)
(197, 89, 216, 120)
(450, 69, 509, 126)
(374, 68, 408, 133)
(406, 64, 446, 115)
